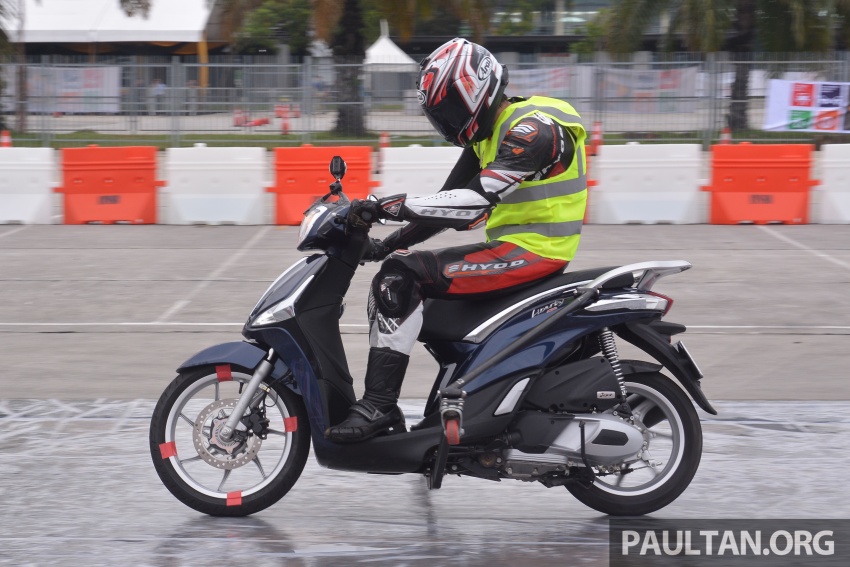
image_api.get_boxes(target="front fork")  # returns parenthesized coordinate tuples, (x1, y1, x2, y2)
(219, 348, 276, 441)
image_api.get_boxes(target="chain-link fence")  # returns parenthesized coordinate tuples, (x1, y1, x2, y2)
(3, 52, 850, 148)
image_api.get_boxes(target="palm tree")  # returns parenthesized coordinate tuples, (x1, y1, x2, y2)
(313, 0, 491, 136)
(0, 0, 30, 132)
(314, 0, 368, 136)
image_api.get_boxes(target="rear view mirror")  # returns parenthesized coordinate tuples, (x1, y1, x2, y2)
(330, 156, 347, 180)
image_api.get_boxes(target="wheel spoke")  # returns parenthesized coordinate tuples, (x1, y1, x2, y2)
(214, 382, 220, 401)
(253, 457, 268, 479)
(179, 455, 203, 465)
(266, 428, 287, 437)
(631, 398, 656, 420)
(179, 413, 195, 427)
(217, 469, 232, 493)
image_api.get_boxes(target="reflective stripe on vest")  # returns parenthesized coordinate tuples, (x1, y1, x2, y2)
(474, 96, 587, 262)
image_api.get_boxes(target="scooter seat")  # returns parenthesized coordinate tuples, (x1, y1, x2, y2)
(419, 266, 631, 343)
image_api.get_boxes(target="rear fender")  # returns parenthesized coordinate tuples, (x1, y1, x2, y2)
(177, 341, 295, 392)
(614, 319, 717, 415)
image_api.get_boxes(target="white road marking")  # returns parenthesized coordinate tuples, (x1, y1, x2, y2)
(154, 226, 271, 323)
(758, 225, 850, 272)
(0, 226, 28, 239)
(1, 323, 849, 332)
(689, 325, 850, 330)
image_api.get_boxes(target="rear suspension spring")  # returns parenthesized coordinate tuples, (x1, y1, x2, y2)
(599, 328, 628, 402)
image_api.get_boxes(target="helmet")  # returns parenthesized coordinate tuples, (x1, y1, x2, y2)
(417, 38, 509, 148)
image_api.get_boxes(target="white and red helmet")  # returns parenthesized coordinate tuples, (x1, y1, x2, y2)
(417, 38, 509, 148)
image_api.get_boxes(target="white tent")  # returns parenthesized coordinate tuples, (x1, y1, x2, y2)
(364, 22, 419, 73)
(3, 0, 210, 44)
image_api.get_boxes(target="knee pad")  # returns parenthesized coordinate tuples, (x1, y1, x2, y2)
(371, 267, 420, 319)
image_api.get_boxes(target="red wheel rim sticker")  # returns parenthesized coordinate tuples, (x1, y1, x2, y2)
(159, 441, 177, 459)
(216, 365, 232, 381)
(226, 491, 242, 506)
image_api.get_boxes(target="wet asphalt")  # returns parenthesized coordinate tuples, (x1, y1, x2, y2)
(1, 224, 850, 565)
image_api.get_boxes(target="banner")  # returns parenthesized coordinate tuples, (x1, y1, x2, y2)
(507, 66, 698, 112)
(763, 79, 850, 132)
(508, 66, 594, 100)
(0, 66, 122, 114)
(600, 67, 699, 113)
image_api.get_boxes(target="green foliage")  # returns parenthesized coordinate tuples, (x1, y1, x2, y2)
(571, 9, 609, 54)
(235, 0, 311, 55)
(758, 0, 831, 52)
(490, 0, 555, 36)
(607, 0, 735, 53)
(607, 0, 850, 54)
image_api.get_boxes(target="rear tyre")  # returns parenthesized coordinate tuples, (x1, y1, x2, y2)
(149, 365, 310, 516)
(566, 372, 702, 516)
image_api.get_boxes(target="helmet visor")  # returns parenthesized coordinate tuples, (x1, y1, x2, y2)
(422, 95, 478, 147)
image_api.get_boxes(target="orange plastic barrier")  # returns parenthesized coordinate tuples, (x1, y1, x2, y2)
(701, 143, 819, 225)
(56, 146, 165, 224)
(268, 146, 379, 225)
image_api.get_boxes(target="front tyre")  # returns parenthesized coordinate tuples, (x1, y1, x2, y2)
(566, 372, 702, 516)
(149, 365, 310, 516)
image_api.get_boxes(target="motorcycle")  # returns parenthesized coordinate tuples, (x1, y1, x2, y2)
(149, 156, 715, 517)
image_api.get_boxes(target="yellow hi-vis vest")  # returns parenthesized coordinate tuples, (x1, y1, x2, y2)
(473, 96, 587, 262)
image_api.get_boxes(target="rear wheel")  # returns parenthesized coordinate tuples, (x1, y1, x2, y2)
(149, 365, 310, 516)
(566, 372, 702, 516)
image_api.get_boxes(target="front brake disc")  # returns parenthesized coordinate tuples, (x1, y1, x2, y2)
(193, 399, 262, 470)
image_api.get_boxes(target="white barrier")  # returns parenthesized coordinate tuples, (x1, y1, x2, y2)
(589, 144, 706, 224)
(0, 148, 57, 224)
(817, 144, 850, 224)
(378, 146, 464, 198)
(162, 146, 268, 224)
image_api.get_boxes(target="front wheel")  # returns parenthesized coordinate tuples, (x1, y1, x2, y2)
(149, 365, 310, 516)
(566, 371, 703, 516)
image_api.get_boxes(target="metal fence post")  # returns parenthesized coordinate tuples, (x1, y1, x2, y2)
(304, 56, 312, 144)
(702, 54, 715, 150)
(842, 51, 850, 83)
(40, 55, 50, 147)
(171, 56, 181, 147)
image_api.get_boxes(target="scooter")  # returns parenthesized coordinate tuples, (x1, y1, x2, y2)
(149, 156, 715, 517)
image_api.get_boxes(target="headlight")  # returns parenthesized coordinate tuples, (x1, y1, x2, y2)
(297, 205, 328, 247)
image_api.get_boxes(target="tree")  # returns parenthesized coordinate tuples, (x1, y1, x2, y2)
(0, 2, 8, 131)
(311, 0, 493, 136)
(235, 0, 311, 55)
(1, 0, 30, 132)
(314, 0, 368, 136)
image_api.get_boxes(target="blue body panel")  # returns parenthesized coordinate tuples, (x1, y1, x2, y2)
(453, 308, 651, 394)
(250, 327, 329, 434)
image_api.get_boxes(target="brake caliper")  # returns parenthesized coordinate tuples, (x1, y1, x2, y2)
(241, 403, 270, 440)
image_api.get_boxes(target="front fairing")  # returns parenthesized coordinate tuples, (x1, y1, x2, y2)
(244, 254, 328, 333)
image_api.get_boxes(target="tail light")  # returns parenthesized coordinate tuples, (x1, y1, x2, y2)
(647, 291, 674, 316)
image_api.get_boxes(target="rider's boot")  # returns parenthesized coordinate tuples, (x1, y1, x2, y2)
(325, 347, 408, 443)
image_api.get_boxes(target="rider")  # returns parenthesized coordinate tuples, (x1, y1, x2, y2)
(326, 38, 588, 442)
